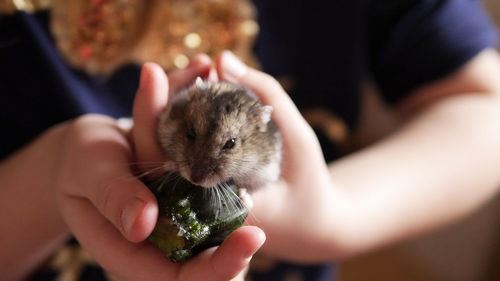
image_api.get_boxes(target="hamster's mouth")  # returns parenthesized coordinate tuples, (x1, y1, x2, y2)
(193, 176, 226, 188)
(179, 166, 230, 188)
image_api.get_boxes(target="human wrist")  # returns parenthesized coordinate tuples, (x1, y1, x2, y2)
(298, 179, 357, 260)
(0, 122, 72, 280)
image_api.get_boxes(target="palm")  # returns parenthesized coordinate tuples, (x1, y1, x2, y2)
(129, 56, 264, 280)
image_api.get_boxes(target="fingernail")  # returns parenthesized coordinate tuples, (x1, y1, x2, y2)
(121, 198, 146, 235)
(221, 51, 247, 82)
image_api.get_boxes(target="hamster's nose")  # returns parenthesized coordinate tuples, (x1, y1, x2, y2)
(190, 165, 208, 184)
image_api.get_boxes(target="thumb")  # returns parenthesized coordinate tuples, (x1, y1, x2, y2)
(132, 62, 169, 174)
(177, 226, 266, 281)
(133, 56, 214, 176)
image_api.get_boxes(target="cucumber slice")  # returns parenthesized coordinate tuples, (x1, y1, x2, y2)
(146, 173, 248, 262)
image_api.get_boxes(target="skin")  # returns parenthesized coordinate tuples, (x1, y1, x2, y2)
(0, 55, 265, 281)
(1, 48, 500, 279)
(215, 49, 500, 261)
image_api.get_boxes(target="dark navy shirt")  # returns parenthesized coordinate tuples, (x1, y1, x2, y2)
(0, 1, 497, 280)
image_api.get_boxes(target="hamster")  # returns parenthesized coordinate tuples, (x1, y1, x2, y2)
(157, 77, 282, 191)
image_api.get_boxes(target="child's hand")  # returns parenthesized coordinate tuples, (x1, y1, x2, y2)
(215, 51, 346, 263)
(216, 50, 500, 264)
(53, 113, 263, 280)
(51, 55, 265, 280)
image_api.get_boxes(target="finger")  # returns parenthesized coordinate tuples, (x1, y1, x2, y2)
(58, 196, 179, 281)
(133, 62, 169, 170)
(216, 51, 314, 143)
(177, 226, 265, 281)
(133, 56, 213, 174)
(91, 174, 158, 243)
(207, 65, 219, 82)
(216, 51, 324, 169)
(168, 54, 213, 95)
(62, 117, 159, 242)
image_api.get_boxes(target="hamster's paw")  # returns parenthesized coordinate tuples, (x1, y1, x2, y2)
(239, 187, 254, 210)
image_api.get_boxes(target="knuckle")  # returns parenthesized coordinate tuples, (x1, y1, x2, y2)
(98, 178, 122, 224)
(258, 72, 281, 90)
(72, 114, 114, 129)
(65, 114, 112, 140)
(245, 70, 285, 105)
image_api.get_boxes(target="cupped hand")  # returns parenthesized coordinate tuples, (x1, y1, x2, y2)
(216, 51, 346, 262)
(54, 55, 265, 281)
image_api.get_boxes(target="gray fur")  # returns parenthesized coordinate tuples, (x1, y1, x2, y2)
(157, 80, 282, 190)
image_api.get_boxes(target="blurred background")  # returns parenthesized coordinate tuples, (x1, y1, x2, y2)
(340, 2, 500, 280)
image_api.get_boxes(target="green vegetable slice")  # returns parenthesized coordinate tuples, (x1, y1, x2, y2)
(146, 173, 248, 262)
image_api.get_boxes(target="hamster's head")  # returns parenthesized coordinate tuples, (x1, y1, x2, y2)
(157, 80, 274, 188)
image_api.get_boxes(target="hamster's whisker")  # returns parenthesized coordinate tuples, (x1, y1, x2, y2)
(224, 182, 260, 224)
(115, 165, 165, 183)
(170, 173, 185, 193)
(221, 182, 242, 212)
(218, 183, 233, 213)
(161, 171, 180, 184)
(220, 182, 246, 221)
(127, 161, 167, 166)
(213, 184, 223, 220)
(115, 161, 165, 170)
(154, 171, 177, 193)
(133, 166, 167, 180)
(207, 186, 217, 218)
(217, 185, 225, 220)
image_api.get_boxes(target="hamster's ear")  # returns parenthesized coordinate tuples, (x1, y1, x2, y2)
(193, 76, 209, 90)
(260, 105, 273, 125)
(188, 76, 209, 100)
(195, 76, 205, 88)
(252, 105, 273, 132)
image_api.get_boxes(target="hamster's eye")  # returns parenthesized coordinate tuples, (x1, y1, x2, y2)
(222, 138, 236, 150)
(186, 127, 196, 141)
